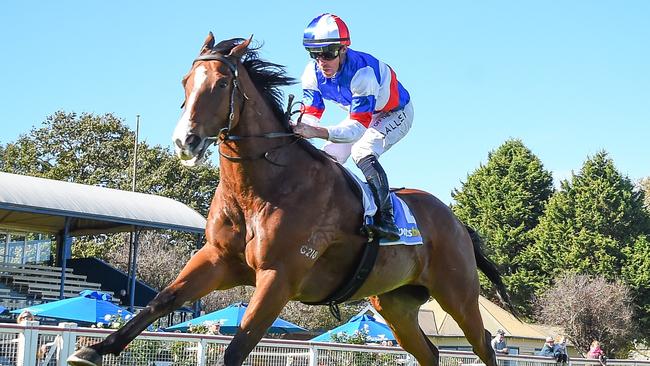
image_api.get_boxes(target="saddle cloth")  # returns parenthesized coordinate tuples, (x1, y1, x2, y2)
(348, 170, 423, 246)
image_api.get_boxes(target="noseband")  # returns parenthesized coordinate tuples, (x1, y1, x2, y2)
(190, 53, 299, 166)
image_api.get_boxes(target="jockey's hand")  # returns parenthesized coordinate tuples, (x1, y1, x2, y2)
(292, 121, 329, 140)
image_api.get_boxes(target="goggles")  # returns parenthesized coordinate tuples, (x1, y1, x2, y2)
(306, 45, 342, 61)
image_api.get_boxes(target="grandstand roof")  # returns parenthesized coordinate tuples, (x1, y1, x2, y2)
(0, 172, 207, 235)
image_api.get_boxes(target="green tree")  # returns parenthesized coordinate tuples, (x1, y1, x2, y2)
(523, 151, 650, 294)
(451, 139, 554, 313)
(641, 177, 650, 210)
(1, 111, 219, 216)
(622, 235, 650, 338)
(0, 144, 5, 169)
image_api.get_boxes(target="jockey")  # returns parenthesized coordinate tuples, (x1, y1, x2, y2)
(293, 13, 414, 242)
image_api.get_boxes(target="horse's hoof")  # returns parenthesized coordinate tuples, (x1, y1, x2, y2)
(67, 346, 102, 366)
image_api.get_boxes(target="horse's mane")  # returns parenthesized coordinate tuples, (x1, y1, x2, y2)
(212, 38, 331, 164)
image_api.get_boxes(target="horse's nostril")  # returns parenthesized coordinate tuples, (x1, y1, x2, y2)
(184, 134, 201, 150)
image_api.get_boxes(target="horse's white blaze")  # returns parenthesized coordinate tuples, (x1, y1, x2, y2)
(173, 65, 209, 164)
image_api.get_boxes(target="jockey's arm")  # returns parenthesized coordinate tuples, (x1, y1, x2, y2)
(325, 118, 366, 142)
(293, 117, 366, 142)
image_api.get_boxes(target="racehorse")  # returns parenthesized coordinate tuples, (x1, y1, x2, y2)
(68, 33, 515, 366)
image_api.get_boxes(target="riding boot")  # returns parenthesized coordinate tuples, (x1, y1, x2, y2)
(357, 155, 400, 242)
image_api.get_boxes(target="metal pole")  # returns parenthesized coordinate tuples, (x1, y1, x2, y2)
(192, 234, 204, 317)
(129, 228, 140, 312)
(4, 232, 9, 264)
(59, 217, 71, 300)
(125, 115, 139, 301)
(132, 114, 140, 192)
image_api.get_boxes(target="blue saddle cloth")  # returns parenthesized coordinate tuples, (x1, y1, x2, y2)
(343, 167, 423, 246)
(374, 193, 424, 245)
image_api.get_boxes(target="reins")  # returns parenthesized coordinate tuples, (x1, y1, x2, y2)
(191, 53, 303, 167)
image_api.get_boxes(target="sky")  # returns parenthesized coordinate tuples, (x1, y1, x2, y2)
(1, 1, 648, 205)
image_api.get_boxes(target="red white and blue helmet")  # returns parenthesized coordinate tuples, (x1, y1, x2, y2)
(303, 13, 351, 49)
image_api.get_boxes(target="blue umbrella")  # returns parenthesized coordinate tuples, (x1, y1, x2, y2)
(311, 314, 396, 343)
(166, 302, 306, 334)
(11, 290, 132, 324)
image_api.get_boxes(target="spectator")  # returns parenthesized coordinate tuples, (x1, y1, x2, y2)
(207, 322, 222, 335)
(15, 310, 36, 366)
(587, 340, 606, 365)
(538, 336, 557, 357)
(555, 336, 569, 364)
(16, 310, 35, 324)
(491, 329, 509, 355)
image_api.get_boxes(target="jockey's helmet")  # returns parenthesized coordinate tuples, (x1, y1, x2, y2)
(303, 13, 351, 51)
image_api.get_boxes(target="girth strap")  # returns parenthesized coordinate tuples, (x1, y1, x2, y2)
(301, 163, 380, 321)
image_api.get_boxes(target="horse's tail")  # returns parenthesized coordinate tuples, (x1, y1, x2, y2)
(465, 225, 519, 318)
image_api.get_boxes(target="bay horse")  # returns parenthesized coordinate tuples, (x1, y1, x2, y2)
(68, 33, 515, 366)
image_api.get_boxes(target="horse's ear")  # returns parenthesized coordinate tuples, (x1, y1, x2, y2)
(199, 32, 215, 55)
(229, 35, 253, 58)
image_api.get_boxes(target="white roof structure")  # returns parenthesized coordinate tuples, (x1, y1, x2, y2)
(0, 172, 207, 235)
(355, 304, 387, 324)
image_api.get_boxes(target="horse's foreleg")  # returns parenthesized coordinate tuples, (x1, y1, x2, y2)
(222, 269, 292, 366)
(68, 245, 241, 366)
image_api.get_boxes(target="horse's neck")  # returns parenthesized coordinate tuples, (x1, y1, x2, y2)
(218, 88, 301, 197)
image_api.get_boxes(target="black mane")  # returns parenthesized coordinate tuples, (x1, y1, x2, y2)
(211, 38, 331, 163)
(212, 38, 295, 126)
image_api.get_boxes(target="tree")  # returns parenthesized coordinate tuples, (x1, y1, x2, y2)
(1, 111, 219, 216)
(621, 235, 650, 338)
(535, 273, 634, 358)
(0, 144, 5, 169)
(451, 139, 554, 313)
(524, 151, 650, 288)
(103, 231, 194, 291)
(641, 177, 650, 210)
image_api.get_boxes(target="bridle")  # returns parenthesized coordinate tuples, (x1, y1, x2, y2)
(188, 52, 301, 166)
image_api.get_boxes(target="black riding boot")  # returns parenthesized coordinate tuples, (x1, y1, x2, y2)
(357, 156, 400, 242)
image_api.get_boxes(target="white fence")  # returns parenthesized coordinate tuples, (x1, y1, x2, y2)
(1, 321, 649, 366)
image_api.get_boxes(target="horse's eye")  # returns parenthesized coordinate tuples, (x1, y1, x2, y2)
(218, 80, 229, 88)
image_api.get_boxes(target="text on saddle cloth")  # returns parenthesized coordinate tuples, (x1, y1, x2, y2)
(347, 169, 424, 246)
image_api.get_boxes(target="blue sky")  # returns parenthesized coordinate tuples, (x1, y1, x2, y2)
(1, 1, 648, 204)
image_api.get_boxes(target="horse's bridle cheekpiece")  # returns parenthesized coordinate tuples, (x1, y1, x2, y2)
(191, 52, 300, 166)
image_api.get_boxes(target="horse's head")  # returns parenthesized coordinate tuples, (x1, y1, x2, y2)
(173, 32, 251, 167)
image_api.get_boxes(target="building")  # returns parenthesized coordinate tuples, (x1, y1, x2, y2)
(417, 295, 578, 356)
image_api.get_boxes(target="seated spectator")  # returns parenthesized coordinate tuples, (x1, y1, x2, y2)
(555, 336, 569, 364)
(491, 329, 509, 355)
(537, 336, 556, 357)
(587, 340, 606, 365)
